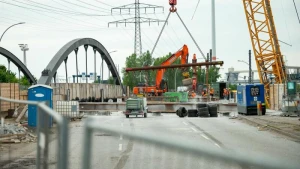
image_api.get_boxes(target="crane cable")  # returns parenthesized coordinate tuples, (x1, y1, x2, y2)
(293, 0, 300, 24)
(191, 0, 201, 20)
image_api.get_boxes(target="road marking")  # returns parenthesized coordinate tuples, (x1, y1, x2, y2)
(182, 121, 188, 126)
(119, 144, 123, 151)
(120, 135, 123, 140)
(201, 134, 210, 140)
(190, 127, 198, 132)
(214, 143, 221, 148)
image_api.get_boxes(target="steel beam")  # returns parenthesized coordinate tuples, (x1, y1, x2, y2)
(125, 61, 223, 72)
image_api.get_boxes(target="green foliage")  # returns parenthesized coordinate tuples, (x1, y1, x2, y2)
(122, 51, 154, 90)
(19, 76, 30, 86)
(108, 76, 114, 84)
(297, 84, 300, 92)
(0, 65, 18, 83)
(197, 66, 221, 85)
(228, 84, 237, 90)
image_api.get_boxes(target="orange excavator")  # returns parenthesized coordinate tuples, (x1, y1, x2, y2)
(133, 44, 189, 96)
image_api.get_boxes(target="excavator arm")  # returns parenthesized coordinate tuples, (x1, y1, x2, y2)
(155, 44, 189, 90)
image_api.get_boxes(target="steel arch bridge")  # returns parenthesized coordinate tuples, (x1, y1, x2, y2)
(37, 38, 124, 94)
(0, 47, 36, 84)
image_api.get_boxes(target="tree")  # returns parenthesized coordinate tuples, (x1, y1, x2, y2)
(0, 65, 18, 83)
(297, 84, 300, 92)
(108, 76, 114, 84)
(228, 84, 237, 90)
(197, 66, 221, 85)
(122, 51, 154, 90)
(19, 76, 30, 86)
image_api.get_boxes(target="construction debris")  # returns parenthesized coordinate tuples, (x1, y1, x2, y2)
(16, 105, 28, 123)
(0, 123, 36, 144)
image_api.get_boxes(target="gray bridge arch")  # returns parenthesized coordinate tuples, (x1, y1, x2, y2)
(37, 38, 124, 94)
(0, 47, 36, 84)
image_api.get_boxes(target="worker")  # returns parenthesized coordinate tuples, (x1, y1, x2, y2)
(210, 88, 214, 98)
(191, 91, 196, 98)
(202, 90, 207, 97)
(223, 88, 228, 100)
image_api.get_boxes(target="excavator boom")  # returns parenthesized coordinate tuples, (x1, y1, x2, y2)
(155, 44, 189, 89)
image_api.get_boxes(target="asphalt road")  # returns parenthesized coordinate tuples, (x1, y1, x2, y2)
(2, 112, 300, 169)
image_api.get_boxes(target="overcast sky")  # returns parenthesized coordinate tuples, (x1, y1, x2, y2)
(0, 0, 299, 83)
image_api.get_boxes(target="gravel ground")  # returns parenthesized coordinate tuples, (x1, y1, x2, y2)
(236, 110, 300, 142)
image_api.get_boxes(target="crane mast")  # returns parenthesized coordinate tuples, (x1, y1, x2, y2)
(243, 0, 287, 107)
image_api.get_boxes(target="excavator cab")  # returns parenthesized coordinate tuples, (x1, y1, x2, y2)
(159, 79, 168, 93)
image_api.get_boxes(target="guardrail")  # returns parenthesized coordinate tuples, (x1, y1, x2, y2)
(0, 96, 69, 169)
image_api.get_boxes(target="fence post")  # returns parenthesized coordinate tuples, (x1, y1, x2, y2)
(82, 121, 92, 169)
(36, 104, 50, 169)
(58, 116, 69, 169)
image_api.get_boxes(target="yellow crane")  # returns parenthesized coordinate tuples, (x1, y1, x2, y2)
(243, 0, 287, 107)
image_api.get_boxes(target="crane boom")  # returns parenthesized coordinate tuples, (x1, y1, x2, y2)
(243, 0, 287, 107)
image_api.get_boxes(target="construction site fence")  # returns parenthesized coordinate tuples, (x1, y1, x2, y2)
(0, 96, 299, 169)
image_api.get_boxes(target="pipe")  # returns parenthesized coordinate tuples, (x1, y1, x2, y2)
(126, 61, 224, 72)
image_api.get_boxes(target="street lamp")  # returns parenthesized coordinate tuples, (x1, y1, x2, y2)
(107, 50, 118, 78)
(0, 22, 25, 45)
(19, 44, 29, 67)
(238, 60, 249, 65)
(238, 50, 252, 84)
(109, 50, 117, 53)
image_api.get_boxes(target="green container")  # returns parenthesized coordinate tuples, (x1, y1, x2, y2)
(163, 92, 180, 102)
(163, 92, 188, 102)
(179, 92, 188, 102)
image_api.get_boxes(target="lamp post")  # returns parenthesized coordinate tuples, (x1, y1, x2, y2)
(0, 22, 25, 45)
(107, 50, 118, 78)
(19, 44, 29, 67)
(238, 60, 252, 84)
(238, 50, 252, 84)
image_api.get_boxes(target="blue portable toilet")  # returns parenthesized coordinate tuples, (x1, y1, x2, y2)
(28, 84, 53, 127)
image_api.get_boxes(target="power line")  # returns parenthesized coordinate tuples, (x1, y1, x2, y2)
(0, 0, 106, 29)
(293, 0, 300, 24)
(10, 0, 92, 16)
(280, 0, 292, 45)
(74, 0, 111, 11)
(94, 0, 114, 7)
(191, 0, 201, 20)
(24, 0, 107, 16)
(59, 0, 111, 13)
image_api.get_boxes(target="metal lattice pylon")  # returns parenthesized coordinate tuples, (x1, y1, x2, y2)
(134, 0, 142, 57)
(109, 0, 165, 57)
